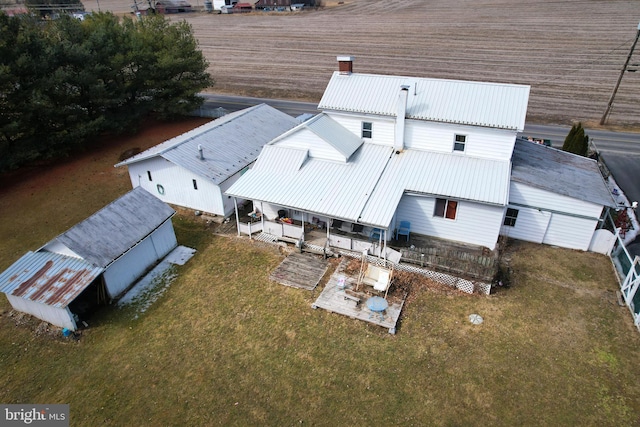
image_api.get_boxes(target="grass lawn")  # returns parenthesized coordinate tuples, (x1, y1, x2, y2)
(1, 118, 640, 426)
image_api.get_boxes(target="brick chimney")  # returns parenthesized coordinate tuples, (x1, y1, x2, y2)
(337, 55, 354, 74)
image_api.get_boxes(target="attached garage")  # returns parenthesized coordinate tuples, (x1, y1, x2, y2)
(502, 140, 616, 251)
(0, 187, 177, 330)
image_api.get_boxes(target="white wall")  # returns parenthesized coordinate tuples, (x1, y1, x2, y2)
(6, 294, 77, 330)
(325, 111, 517, 160)
(397, 194, 503, 249)
(404, 120, 517, 160)
(509, 182, 604, 219)
(500, 206, 551, 244)
(275, 128, 348, 162)
(503, 183, 605, 251)
(220, 167, 250, 217)
(327, 112, 396, 147)
(543, 214, 599, 251)
(103, 220, 177, 299)
(126, 157, 226, 216)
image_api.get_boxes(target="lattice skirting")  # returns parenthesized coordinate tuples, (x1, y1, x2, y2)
(254, 232, 279, 244)
(339, 250, 492, 295)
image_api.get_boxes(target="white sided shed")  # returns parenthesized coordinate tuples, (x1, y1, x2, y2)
(115, 104, 299, 218)
(0, 187, 177, 330)
(502, 140, 616, 251)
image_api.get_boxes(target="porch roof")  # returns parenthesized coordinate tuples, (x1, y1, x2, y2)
(359, 150, 511, 226)
(226, 143, 393, 225)
(226, 141, 510, 228)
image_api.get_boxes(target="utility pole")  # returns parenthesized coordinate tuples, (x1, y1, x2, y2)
(600, 21, 640, 125)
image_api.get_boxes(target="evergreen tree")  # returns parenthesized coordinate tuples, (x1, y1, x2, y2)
(562, 122, 589, 156)
(0, 12, 213, 171)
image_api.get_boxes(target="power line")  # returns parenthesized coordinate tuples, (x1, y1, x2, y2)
(600, 22, 640, 125)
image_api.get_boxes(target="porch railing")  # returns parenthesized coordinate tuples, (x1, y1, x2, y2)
(399, 246, 498, 282)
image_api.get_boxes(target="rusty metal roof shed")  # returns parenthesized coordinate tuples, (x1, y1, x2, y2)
(0, 251, 103, 308)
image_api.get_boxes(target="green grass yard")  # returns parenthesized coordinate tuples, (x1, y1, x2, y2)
(1, 119, 640, 426)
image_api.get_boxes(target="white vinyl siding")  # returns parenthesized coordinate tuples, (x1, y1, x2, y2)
(103, 220, 177, 299)
(509, 182, 604, 219)
(397, 194, 503, 249)
(6, 295, 77, 330)
(220, 171, 249, 217)
(274, 127, 348, 162)
(327, 112, 395, 147)
(543, 214, 598, 251)
(500, 206, 551, 243)
(404, 120, 517, 160)
(127, 157, 227, 216)
(504, 182, 604, 250)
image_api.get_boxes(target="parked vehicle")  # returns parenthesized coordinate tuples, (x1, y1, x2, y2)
(154, 0, 192, 13)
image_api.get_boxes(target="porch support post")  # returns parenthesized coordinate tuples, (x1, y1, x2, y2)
(301, 212, 305, 242)
(260, 201, 265, 229)
(233, 197, 240, 237)
(383, 230, 387, 263)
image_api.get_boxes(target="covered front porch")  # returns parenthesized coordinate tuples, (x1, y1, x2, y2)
(231, 201, 499, 283)
(233, 200, 398, 260)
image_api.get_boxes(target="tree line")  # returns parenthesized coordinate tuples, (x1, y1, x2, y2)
(0, 12, 213, 172)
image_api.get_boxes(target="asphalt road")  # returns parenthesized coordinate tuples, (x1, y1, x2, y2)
(200, 92, 640, 205)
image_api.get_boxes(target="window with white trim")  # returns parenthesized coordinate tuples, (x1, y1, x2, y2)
(434, 198, 458, 220)
(453, 134, 466, 152)
(503, 208, 519, 227)
(362, 122, 373, 139)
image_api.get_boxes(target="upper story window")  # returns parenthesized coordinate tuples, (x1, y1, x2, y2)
(503, 208, 519, 227)
(147, 171, 153, 181)
(193, 179, 198, 190)
(362, 122, 373, 139)
(453, 134, 466, 152)
(434, 198, 458, 220)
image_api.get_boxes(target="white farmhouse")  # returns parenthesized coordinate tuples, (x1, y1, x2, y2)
(226, 57, 616, 256)
(116, 104, 299, 218)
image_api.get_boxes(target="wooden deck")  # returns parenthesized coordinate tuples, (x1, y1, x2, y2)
(269, 252, 329, 290)
(312, 258, 405, 334)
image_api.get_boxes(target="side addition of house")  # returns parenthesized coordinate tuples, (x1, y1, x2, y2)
(116, 104, 299, 218)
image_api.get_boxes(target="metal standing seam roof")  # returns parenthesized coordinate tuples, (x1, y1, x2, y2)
(50, 187, 175, 268)
(318, 72, 530, 131)
(227, 139, 510, 228)
(358, 150, 511, 226)
(284, 113, 363, 160)
(0, 251, 104, 308)
(511, 139, 616, 208)
(115, 104, 299, 185)
(226, 143, 394, 223)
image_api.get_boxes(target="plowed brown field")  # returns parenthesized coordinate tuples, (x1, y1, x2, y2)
(84, 0, 640, 127)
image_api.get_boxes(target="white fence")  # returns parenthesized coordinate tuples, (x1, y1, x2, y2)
(610, 232, 640, 330)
